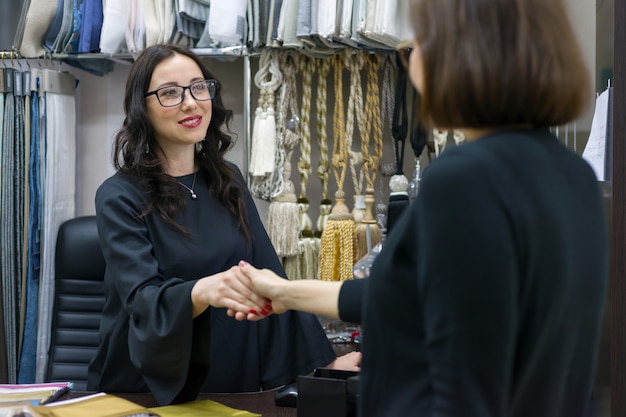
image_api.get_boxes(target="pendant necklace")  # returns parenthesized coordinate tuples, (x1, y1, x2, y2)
(178, 172, 198, 200)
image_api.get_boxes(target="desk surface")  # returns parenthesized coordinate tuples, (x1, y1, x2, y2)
(70, 389, 296, 417)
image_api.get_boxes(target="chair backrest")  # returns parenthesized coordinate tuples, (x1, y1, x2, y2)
(47, 216, 105, 391)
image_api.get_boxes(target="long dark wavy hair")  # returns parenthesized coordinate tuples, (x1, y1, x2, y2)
(113, 44, 251, 242)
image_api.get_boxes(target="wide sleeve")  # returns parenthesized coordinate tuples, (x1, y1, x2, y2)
(95, 177, 210, 405)
(338, 279, 366, 324)
(201, 168, 336, 392)
(415, 154, 518, 415)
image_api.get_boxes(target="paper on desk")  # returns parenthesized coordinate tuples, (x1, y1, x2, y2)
(149, 399, 260, 417)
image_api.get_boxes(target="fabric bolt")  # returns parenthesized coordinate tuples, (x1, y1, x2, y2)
(64, 0, 83, 54)
(35, 70, 77, 383)
(78, 0, 104, 53)
(53, 0, 75, 54)
(176, 0, 210, 41)
(99, 0, 128, 54)
(42, 0, 66, 52)
(143, 0, 160, 48)
(16, 0, 59, 58)
(204, 0, 247, 47)
(269, 0, 282, 43)
(280, 0, 301, 48)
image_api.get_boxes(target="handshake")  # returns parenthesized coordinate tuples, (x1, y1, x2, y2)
(193, 260, 362, 371)
(192, 260, 343, 323)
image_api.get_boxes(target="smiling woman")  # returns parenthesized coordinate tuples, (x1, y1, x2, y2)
(87, 44, 356, 406)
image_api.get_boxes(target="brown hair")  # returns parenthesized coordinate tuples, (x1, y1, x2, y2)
(113, 44, 251, 242)
(409, 0, 591, 130)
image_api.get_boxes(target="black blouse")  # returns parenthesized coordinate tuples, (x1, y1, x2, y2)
(87, 163, 336, 405)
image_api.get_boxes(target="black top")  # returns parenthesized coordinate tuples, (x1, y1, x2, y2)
(87, 163, 336, 405)
(343, 129, 608, 417)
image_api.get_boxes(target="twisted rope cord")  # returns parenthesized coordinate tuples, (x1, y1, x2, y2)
(381, 54, 396, 132)
(345, 50, 366, 197)
(362, 53, 383, 190)
(319, 53, 356, 281)
(316, 57, 331, 201)
(278, 50, 301, 193)
(298, 54, 314, 199)
(249, 49, 284, 200)
(331, 53, 348, 193)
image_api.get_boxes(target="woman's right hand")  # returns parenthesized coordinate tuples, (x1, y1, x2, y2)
(226, 261, 290, 321)
(191, 264, 269, 319)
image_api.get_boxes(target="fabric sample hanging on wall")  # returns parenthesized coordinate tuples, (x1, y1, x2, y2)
(18, 69, 43, 384)
(0, 68, 19, 383)
(35, 70, 77, 383)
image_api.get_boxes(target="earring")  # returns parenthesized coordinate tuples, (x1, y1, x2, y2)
(195, 141, 204, 153)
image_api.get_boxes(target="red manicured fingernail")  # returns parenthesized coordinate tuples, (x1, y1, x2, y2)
(249, 309, 258, 315)
(260, 309, 268, 317)
(264, 304, 272, 312)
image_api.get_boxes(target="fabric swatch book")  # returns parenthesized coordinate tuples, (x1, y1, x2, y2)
(0, 382, 72, 406)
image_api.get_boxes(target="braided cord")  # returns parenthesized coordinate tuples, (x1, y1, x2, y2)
(345, 50, 365, 196)
(298, 54, 314, 199)
(331, 53, 348, 192)
(278, 50, 301, 192)
(362, 53, 383, 190)
(316, 57, 331, 201)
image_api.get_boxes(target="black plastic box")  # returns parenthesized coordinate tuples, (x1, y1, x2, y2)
(297, 368, 360, 417)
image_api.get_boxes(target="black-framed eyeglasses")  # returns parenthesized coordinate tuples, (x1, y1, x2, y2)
(396, 39, 414, 70)
(145, 79, 218, 107)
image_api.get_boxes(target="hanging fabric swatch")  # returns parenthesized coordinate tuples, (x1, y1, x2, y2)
(1, 68, 19, 383)
(11, 70, 27, 384)
(35, 69, 77, 383)
(0, 70, 8, 383)
(18, 68, 43, 384)
(318, 53, 356, 281)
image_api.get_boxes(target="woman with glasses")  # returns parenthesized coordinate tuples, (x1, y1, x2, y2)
(232, 0, 609, 416)
(87, 44, 360, 406)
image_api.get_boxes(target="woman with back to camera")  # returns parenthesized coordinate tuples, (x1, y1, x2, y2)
(234, 0, 610, 416)
(87, 43, 360, 406)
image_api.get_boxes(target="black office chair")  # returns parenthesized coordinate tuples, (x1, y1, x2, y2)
(46, 216, 105, 391)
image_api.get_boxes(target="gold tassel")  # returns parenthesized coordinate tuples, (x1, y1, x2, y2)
(319, 191, 356, 281)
